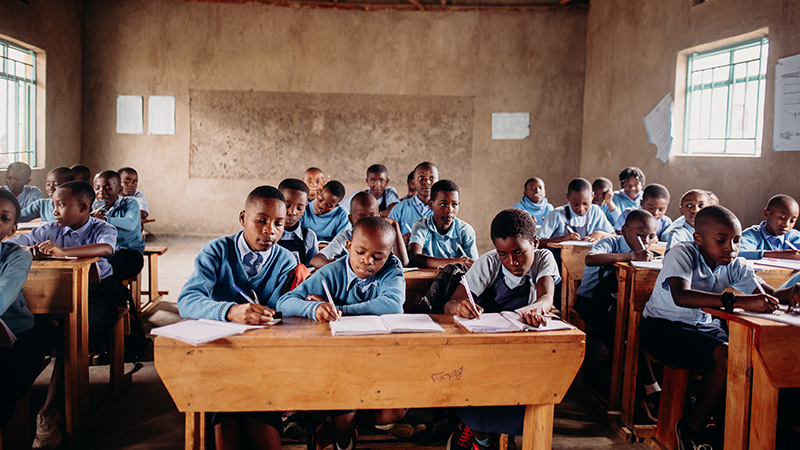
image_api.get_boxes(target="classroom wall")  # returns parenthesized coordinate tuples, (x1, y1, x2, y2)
(0, 0, 83, 190)
(581, 0, 800, 229)
(80, 0, 587, 248)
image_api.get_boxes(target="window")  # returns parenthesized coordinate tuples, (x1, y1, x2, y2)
(683, 37, 768, 156)
(0, 38, 36, 168)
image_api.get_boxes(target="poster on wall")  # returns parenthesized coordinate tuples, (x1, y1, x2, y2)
(774, 54, 800, 151)
(643, 93, 673, 163)
(116, 95, 143, 135)
(148, 96, 175, 135)
(491, 113, 530, 140)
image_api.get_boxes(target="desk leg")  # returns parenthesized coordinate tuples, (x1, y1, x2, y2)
(724, 321, 753, 450)
(609, 272, 630, 412)
(750, 350, 779, 449)
(185, 412, 206, 450)
(620, 290, 640, 428)
(560, 267, 570, 322)
(521, 404, 553, 450)
(77, 267, 91, 426)
(63, 303, 79, 436)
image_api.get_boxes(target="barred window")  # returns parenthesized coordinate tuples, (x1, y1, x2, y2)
(1, 38, 37, 168)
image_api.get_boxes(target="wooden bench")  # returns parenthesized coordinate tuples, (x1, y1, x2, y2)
(137, 245, 169, 315)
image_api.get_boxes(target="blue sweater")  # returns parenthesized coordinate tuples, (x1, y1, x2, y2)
(740, 222, 800, 260)
(0, 242, 35, 335)
(20, 198, 56, 222)
(93, 197, 145, 252)
(301, 201, 351, 242)
(177, 232, 298, 322)
(277, 254, 405, 320)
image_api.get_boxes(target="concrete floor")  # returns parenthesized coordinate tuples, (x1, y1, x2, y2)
(28, 234, 649, 450)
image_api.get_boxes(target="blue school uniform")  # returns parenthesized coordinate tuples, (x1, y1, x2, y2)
(739, 221, 800, 260)
(20, 198, 55, 222)
(511, 196, 554, 224)
(663, 220, 695, 251)
(177, 232, 298, 322)
(781, 271, 800, 289)
(0, 242, 35, 336)
(94, 197, 144, 253)
(615, 208, 673, 240)
(408, 216, 478, 260)
(277, 254, 404, 320)
(340, 187, 400, 213)
(538, 204, 614, 240)
(129, 190, 149, 215)
(301, 201, 350, 242)
(600, 202, 622, 226)
(1, 185, 42, 210)
(318, 229, 352, 262)
(277, 225, 318, 266)
(576, 236, 631, 299)
(388, 195, 432, 235)
(612, 189, 641, 212)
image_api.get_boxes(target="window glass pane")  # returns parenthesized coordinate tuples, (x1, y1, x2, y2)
(693, 52, 730, 71)
(733, 45, 760, 64)
(0, 38, 36, 168)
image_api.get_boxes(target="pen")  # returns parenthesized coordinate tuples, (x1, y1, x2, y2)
(232, 284, 255, 303)
(637, 236, 647, 251)
(566, 225, 576, 234)
(460, 276, 481, 318)
(321, 280, 339, 321)
(787, 241, 798, 251)
(754, 275, 767, 295)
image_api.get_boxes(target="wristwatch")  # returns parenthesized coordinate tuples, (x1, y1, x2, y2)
(721, 291, 736, 313)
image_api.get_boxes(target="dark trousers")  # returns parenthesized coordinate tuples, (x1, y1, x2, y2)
(109, 249, 144, 282)
(0, 327, 46, 426)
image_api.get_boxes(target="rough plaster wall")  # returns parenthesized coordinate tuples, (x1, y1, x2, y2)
(0, 0, 82, 190)
(581, 0, 800, 229)
(81, 0, 586, 250)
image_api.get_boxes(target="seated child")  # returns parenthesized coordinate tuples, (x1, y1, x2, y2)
(662, 189, 710, 251)
(611, 167, 645, 212)
(388, 162, 439, 237)
(2, 161, 42, 209)
(277, 217, 406, 450)
(69, 164, 91, 182)
(92, 170, 145, 282)
(740, 194, 800, 260)
(341, 164, 400, 218)
(118, 167, 149, 219)
(614, 183, 672, 240)
(409, 180, 478, 269)
(538, 178, 615, 247)
(706, 190, 719, 206)
(310, 192, 407, 269)
(443, 208, 559, 448)
(301, 180, 350, 242)
(303, 167, 327, 202)
(402, 170, 416, 201)
(512, 177, 554, 224)
(277, 178, 318, 266)
(592, 177, 621, 225)
(178, 185, 297, 450)
(639, 206, 799, 449)
(20, 166, 74, 222)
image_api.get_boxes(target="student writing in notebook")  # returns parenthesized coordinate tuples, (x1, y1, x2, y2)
(740, 194, 800, 260)
(614, 183, 672, 240)
(538, 177, 614, 247)
(20, 166, 74, 222)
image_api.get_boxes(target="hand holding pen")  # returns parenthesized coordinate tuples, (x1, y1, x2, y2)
(632, 236, 655, 261)
(227, 284, 275, 325)
(459, 277, 482, 319)
(313, 280, 342, 322)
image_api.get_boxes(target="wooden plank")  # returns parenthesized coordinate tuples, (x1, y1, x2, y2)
(749, 350, 779, 449)
(723, 320, 753, 450)
(521, 404, 553, 450)
(653, 366, 688, 450)
(185, 412, 205, 450)
(609, 264, 631, 411)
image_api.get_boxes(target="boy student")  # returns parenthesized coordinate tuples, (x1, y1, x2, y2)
(662, 189, 710, 251)
(409, 180, 478, 269)
(388, 161, 439, 237)
(118, 167, 149, 219)
(341, 164, 400, 217)
(639, 206, 799, 449)
(592, 177, 621, 225)
(301, 180, 350, 242)
(178, 185, 297, 450)
(20, 166, 74, 222)
(740, 194, 800, 260)
(512, 177, 554, 224)
(614, 183, 673, 240)
(611, 166, 645, 212)
(538, 177, 614, 247)
(303, 167, 328, 202)
(403, 170, 416, 201)
(277, 217, 406, 450)
(69, 164, 91, 182)
(2, 161, 42, 209)
(443, 209, 559, 449)
(277, 178, 319, 266)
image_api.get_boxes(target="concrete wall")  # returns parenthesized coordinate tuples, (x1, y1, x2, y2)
(582, 0, 800, 228)
(81, 0, 587, 249)
(0, 0, 82, 190)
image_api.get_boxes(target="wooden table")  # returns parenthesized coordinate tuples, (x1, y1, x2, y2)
(155, 315, 586, 450)
(402, 268, 438, 311)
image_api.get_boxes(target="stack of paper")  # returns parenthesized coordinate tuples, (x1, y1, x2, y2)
(18, 222, 47, 230)
(329, 314, 445, 336)
(455, 312, 573, 333)
(151, 319, 271, 345)
(630, 260, 663, 270)
(559, 240, 596, 247)
(739, 309, 800, 327)
(752, 258, 800, 271)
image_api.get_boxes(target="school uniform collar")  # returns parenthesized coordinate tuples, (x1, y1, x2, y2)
(519, 196, 547, 211)
(59, 217, 95, 240)
(499, 264, 534, 289)
(759, 221, 784, 249)
(410, 195, 430, 216)
(236, 232, 273, 268)
(95, 196, 123, 214)
(424, 215, 458, 238)
(617, 235, 634, 253)
(344, 257, 379, 291)
(282, 225, 305, 241)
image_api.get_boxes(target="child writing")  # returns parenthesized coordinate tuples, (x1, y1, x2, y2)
(639, 206, 799, 449)
(512, 177, 554, 224)
(301, 180, 350, 242)
(69, 164, 91, 182)
(303, 167, 328, 202)
(614, 183, 672, 240)
(408, 180, 478, 269)
(611, 167, 645, 212)
(340, 164, 400, 217)
(388, 162, 439, 238)
(538, 177, 615, 247)
(662, 189, 710, 251)
(593, 177, 621, 225)
(20, 166, 74, 222)
(740, 194, 800, 260)
(276, 178, 319, 266)
(118, 167, 149, 220)
(2, 161, 42, 209)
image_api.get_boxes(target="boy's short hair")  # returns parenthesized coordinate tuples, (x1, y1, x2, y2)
(353, 216, 396, 242)
(642, 183, 670, 201)
(490, 209, 537, 242)
(695, 205, 739, 233)
(95, 170, 120, 183)
(70, 164, 91, 179)
(58, 181, 95, 206)
(305, 167, 322, 173)
(766, 194, 797, 210)
(567, 178, 592, 194)
(118, 166, 137, 175)
(619, 167, 646, 185)
(323, 180, 346, 199)
(407, 171, 414, 183)
(625, 209, 656, 227)
(350, 191, 376, 210)
(430, 180, 459, 202)
(681, 189, 708, 203)
(278, 178, 309, 195)
(7, 161, 31, 177)
(367, 164, 388, 176)
(0, 189, 21, 224)
(414, 161, 438, 174)
(49, 166, 75, 181)
(592, 177, 613, 191)
(524, 177, 543, 188)
(246, 185, 284, 206)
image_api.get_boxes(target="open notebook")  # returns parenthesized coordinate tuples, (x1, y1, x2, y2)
(151, 318, 279, 345)
(454, 312, 573, 333)
(329, 314, 445, 336)
(738, 308, 800, 327)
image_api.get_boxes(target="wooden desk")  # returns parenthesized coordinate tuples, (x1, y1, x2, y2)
(402, 268, 438, 311)
(548, 243, 592, 326)
(155, 315, 586, 450)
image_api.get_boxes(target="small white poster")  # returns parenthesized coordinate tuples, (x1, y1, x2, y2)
(148, 95, 176, 135)
(774, 54, 800, 151)
(116, 95, 143, 135)
(643, 93, 673, 163)
(492, 113, 530, 140)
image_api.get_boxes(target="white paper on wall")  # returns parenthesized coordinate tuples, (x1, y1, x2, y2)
(148, 95, 176, 135)
(116, 95, 143, 135)
(774, 54, 800, 151)
(492, 113, 530, 140)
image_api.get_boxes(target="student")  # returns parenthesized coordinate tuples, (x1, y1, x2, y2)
(276, 178, 318, 266)
(277, 217, 406, 450)
(402, 170, 416, 201)
(178, 185, 297, 450)
(303, 167, 328, 202)
(409, 180, 478, 269)
(20, 166, 74, 222)
(592, 177, 621, 225)
(443, 209, 558, 449)
(310, 191, 407, 269)
(538, 178, 614, 247)
(662, 189, 710, 251)
(118, 167, 149, 220)
(611, 167, 645, 212)
(614, 183, 672, 240)
(512, 177, 554, 224)
(301, 180, 349, 242)
(388, 162, 439, 237)
(340, 164, 400, 217)
(706, 191, 720, 206)
(740, 194, 800, 260)
(2, 161, 42, 210)
(92, 170, 145, 282)
(69, 164, 91, 182)
(639, 206, 799, 449)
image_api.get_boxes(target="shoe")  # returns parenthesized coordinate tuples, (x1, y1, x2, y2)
(32, 409, 63, 449)
(676, 419, 713, 450)
(641, 391, 661, 423)
(283, 413, 307, 440)
(447, 421, 478, 450)
(475, 433, 499, 450)
(314, 421, 334, 450)
(374, 422, 426, 438)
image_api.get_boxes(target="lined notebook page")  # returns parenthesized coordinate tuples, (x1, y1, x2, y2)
(380, 314, 445, 333)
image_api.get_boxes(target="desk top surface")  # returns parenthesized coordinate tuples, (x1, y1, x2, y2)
(30, 256, 99, 270)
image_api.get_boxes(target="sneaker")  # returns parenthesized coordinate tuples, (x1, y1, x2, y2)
(447, 421, 478, 450)
(676, 419, 713, 450)
(374, 422, 426, 438)
(32, 409, 63, 449)
(641, 391, 661, 423)
(283, 413, 307, 440)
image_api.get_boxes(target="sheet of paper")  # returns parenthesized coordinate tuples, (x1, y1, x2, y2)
(329, 316, 389, 336)
(558, 240, 596, 247)
(151, 320, 245, 345)
(773, 53, 800, 151)
(17, 221, 47, 230)
(752, 258, 800, 271)
(116, 95, 143, 135)
(491, 113, 530, 140)
(499, 311, 574, 332)
(380, 314, 444, 333)
(643, 93, 673, 162)
(739, 309, 800, 327)
(630, 260, 664, 270)
(148, 95, 176, 135)
(454, 313, 524, 333)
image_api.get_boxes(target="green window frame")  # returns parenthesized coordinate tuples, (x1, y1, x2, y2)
(0, 38, 37, 168)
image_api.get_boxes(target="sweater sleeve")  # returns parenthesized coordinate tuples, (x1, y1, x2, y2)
(107, 198, 141, 231)
(276, 272, 325, 320)
(340, 259, 405, 316)
(0, 246, 32, 317)
(177, 243, 237, 322)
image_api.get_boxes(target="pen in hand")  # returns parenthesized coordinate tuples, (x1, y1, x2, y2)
(321, 280, 340, 322)
(232, 284, 255, 303)
(460, 276, 481, 319)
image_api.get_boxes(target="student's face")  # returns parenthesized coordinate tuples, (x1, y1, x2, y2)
(695, 221, 742, 267)
(566, 189, 592, 216)
(348, 201, 380, 226)
(524, 180, 545, 203)
(622, 176, 642, 200)
(763, 201, 799, 237)
(622, 219, 658, 251)
(52, 189, 88, 228)
(414, 166, 439, 201)
(303, 170, 326, 201)
(5, 169, 29, 194)
(346, 227, 394, 279)
(313, 188, 341, 215)
(119, 171, 139, 197)
(45, 173, 70, 198)
(94, 175, 120, 206)
(239, 198, 286, 252)
(430, 190, 460, 232)
(592, 186, 609, 205)
(406, 177, 416, 197)
(281, 189, 308, 230)
(366, 172, 389, 199)
(680, 193, 709, 228)
(493, 235, 538, 277)
(0, 198, 18, 238)
(641, 197, 669, 220)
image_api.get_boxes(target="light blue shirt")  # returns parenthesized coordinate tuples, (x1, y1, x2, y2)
(93, 196, 144, 253)
(20, 198, 56, 222)
(615, 208, 673, 240)
(388, 195, 432, 235)
(512, 196, 554, 224)
(740, 221, 800, 260)
(318, 228, 352, 261)
(301, 201, 351, 242)
(464, 248, 561, 307)
(538, 204, 614, 240)
(409, 216, 478, 260)
(780, 271, 800, 289)
(612, 189, 642, 212)
(643, 241, 758, 325)
(663, 221, 695, 251)
(0, 242, 34, 335)
(576, 236, 631, 298)
(130, 190, 149, 214)
(237, 233, 273, 274)
(600, 202, 623, 226)
(2, 185, 42, 210)
(340, 187, 400, 213)
(277, 225, 318, 265)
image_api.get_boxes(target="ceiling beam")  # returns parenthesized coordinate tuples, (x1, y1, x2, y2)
(179, 0, 588, 13)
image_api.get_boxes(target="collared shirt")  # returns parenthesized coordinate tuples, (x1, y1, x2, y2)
(343, 257, 376, 298)
(130, 190, 149, 214)
(512, 196, 554, 224)
(2, 185, 42, 210)
(20, 198, 56, 222)
(740, 221, 800, 259)
(612, 189, 642, 212)
(388, 195, 433, 235)
(463, 248, 561, 308)
(408, 216, 478, 260)
(301, 201, 351, 242)
(663, 221, 695, 251)
(236, 233, 273, 276)
(538, 204, 614, 240)
(318, 228, 353, 261)
(615, 207, 673, 240)
(340, 187, 400, 213)
(576, 235, 632, 298)
(94, 196, 144, 252)
(277, 225, 318, 266)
